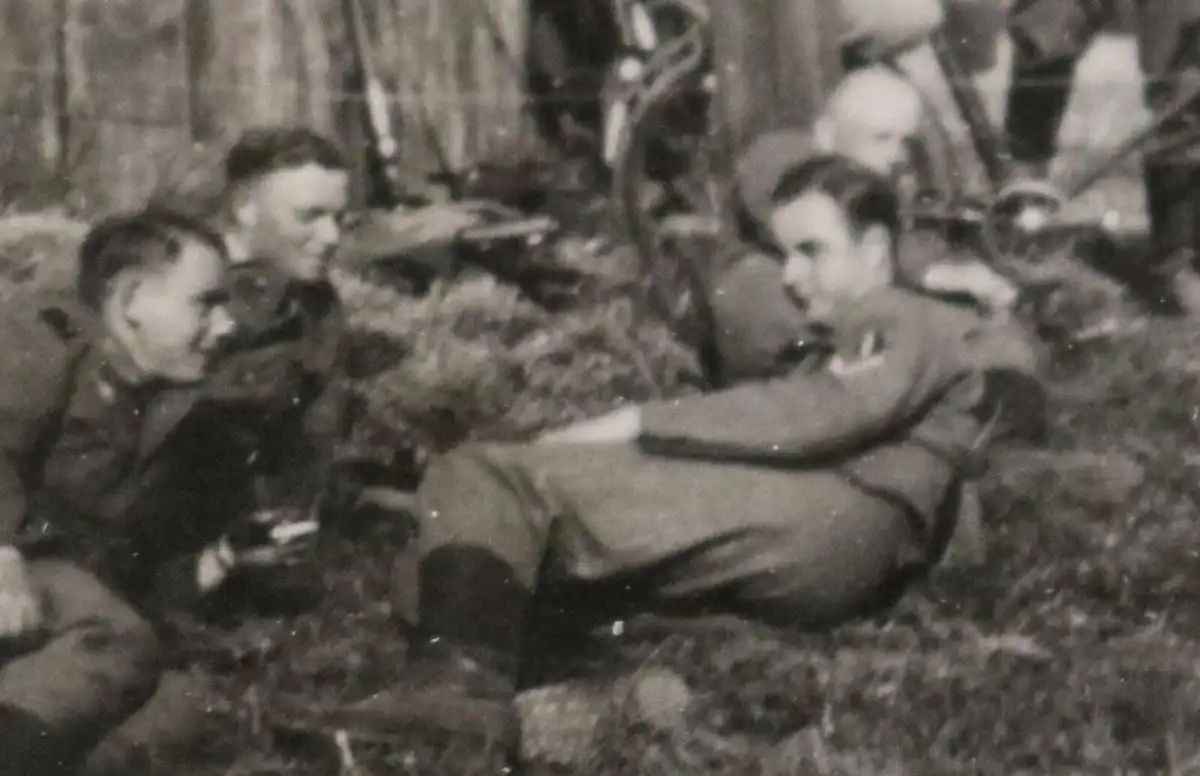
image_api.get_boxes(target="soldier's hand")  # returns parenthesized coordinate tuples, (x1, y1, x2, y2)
(0, 547, 42, 640)
(198, 510, 320, 592)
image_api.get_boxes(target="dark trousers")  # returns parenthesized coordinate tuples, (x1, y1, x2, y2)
(0, 559, 162, 776)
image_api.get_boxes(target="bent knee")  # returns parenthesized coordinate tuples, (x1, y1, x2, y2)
(31, 560, 163, 668)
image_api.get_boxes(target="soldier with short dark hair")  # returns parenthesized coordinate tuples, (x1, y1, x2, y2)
(0, 207, 237, 776)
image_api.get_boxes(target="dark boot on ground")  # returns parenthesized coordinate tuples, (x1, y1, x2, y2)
(275, 546, 529, 773)
(1131, 162, 1200, 316)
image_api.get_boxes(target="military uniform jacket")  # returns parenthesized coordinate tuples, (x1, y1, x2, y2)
(0, 297, 226, 617)
(489, 286, 1008, 606)
(192, 260, 350, 517)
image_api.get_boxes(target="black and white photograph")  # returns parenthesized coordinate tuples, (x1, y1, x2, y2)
(0, 0, 1198, 773)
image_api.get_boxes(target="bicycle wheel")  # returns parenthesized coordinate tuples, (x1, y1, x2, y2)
(608, 1, 718, 356)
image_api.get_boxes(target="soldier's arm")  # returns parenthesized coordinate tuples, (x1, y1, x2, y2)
(638, 290, 970, 462)
(0, 311, 79, 547)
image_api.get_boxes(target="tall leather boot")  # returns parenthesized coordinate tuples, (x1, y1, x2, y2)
(280, 545, 530, 772)
(1134, 160, 1200, 315)
(1003, 43, 1080, 177)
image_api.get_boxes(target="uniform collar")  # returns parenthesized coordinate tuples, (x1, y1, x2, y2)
(226, 259, 337, 335)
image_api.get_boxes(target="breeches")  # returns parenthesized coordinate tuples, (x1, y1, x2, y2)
(413, 442, 955, 631)
(0, 559, 161, 775)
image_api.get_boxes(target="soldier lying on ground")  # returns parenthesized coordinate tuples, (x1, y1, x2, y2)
(279, 154, 1043, 772)
(0, 208, 237, 776)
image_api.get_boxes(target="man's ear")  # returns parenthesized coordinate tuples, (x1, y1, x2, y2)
(860, 224, 894, 273)
(111, 271, 146, 330)
(812, 116, 835, 153)
(229, 186, 259, 229)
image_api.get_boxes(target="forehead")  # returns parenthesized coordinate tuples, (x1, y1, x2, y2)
(158, 236, 226, 291)
(769, 192, 851, 244)
(248, 163, 350, 208)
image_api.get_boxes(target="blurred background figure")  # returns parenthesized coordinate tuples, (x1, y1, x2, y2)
(1003, 0, 1200, 312)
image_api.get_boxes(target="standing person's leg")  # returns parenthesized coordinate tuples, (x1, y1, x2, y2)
(941, 0, 1008, 75)
(1133, 0, 1200, 310)
(1003, 0, 1105, 178)
(838, 0, 945, 60)
(0, 559, 162, 776)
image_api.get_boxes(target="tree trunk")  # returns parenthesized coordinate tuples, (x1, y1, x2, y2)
(0, 0, 69, 207)
(186, 0, 336, 141)
(60, 0, 191, 211)
(372, 0, 536, 177)
(708, 0, 842, 153)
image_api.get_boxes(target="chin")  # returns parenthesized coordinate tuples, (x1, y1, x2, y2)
(291, 254, 331, 281)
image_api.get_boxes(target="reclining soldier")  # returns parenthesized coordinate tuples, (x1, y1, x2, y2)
(284, 154, 1042, 770)
(0, 208, 237, 776)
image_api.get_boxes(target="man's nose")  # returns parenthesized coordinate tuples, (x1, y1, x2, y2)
(782, 258, 810, 291)
(210, 305, 236, 341)
(314, 215, 342, 247)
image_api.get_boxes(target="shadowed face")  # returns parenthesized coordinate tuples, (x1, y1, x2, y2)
(768, 191, 894, 314)
(110, 236, 235, 382)
(234, 163, 351, 281)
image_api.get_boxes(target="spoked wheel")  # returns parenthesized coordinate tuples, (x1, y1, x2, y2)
(605, 0, 721, 355)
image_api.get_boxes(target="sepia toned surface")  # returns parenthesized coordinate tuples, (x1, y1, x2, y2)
(3, 4, 1199, 775)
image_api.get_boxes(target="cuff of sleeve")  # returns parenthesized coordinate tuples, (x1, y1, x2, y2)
(637, 401, 683, 442)
(196, 539, 235, 593)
